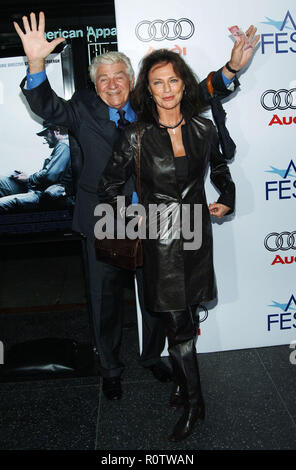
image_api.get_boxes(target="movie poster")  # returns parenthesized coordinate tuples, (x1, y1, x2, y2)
(0, 53, 74, 215)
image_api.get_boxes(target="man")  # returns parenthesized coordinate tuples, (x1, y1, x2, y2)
(13, 12, 259, 400)
(0, 121, 71, 212)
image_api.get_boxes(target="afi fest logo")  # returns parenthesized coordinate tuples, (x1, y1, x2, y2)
(264, 159, 296, 201)
(261, 88, 296, 127)
(260, 10, 296, 54)
(267, 295, 296, 332)
(264, 231, 296, 266)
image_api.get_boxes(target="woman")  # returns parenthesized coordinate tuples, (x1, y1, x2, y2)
(98, 49, 235, 442)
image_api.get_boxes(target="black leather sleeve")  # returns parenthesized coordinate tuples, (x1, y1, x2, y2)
(98, 128, 135, 206)
(199, 67, 240, 105)
(209, 123, 235, 213)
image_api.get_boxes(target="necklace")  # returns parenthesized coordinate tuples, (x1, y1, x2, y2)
(159, 115, 184, 135)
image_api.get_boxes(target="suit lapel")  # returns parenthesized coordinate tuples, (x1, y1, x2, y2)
(87, 92, 118, 142)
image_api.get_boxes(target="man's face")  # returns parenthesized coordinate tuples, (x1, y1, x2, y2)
(43, 129, 57, 148)
(95, 61, 134, 109)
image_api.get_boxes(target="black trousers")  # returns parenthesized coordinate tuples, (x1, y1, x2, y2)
(86, 237, 166, 378)
(161, 307, 203, 406)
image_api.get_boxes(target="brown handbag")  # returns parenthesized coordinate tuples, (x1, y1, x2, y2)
(94, 125, 143, 270)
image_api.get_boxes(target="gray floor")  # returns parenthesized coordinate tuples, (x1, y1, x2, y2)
(0, 240, 295, 451)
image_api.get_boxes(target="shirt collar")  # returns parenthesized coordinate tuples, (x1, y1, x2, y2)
(108, 101, 137, 125)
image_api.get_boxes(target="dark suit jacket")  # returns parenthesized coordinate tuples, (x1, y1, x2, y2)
(20, 69, 238, 237)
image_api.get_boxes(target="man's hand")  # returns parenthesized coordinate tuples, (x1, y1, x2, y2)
(208, 202, 231, 218)
(14, 172, 29, 183)
(13, 11, 66, 74)
(223, 25, 260, 79)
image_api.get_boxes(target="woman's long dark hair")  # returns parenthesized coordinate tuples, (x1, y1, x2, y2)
(130, 49, 206, 124)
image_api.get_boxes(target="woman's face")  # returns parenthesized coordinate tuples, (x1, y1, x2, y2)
(148, 62, 185, 113)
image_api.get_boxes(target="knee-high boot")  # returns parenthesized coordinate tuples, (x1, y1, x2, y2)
(163, 307, 205, 442)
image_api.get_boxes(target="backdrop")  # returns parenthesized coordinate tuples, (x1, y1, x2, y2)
(115, 0, 296, 353)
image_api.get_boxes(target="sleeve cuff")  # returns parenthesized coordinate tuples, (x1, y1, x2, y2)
(221, 71, 235, 89)
(26, 68, 47, 90)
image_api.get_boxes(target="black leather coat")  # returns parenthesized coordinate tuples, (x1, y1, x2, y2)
(99, 117, 235, 312)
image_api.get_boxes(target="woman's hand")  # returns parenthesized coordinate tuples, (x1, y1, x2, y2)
(223, 25, 260, 79)
(208, 202, 231, 218)
(13, 11, 66, 74)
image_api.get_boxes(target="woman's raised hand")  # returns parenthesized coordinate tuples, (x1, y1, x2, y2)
(228, 25, 260, 72)
(13, 11, 66, 73)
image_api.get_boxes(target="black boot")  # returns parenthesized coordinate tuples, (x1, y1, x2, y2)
(169, 344, 205, 441)
(163, 307, 205, 441)
(169, 399, 205, 442)
(169, 382, 185, 409)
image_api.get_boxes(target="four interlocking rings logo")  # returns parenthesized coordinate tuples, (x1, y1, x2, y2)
(198, 304, 208, 323)
(261, 89, 296, 111)
(264, 232, 296, 251)
(135, 18, 195, 42)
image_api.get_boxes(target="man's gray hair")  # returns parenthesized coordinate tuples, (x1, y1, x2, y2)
(89, 51, 135, 84)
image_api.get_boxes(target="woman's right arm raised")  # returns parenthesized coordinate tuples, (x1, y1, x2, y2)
(13, 11, 65, 74)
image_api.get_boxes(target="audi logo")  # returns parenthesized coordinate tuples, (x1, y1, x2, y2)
(264, 232, 296, 251)
(135, 18, 195, 42)
(198, 304, 208, 323)
(261, 89, 296, 111)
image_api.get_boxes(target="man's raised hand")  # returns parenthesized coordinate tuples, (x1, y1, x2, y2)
(13, 11, 65, 73)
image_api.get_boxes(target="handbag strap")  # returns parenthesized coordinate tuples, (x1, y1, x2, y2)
(135, 124, 141, 204)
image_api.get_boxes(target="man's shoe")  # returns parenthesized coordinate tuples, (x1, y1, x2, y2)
(102, 377, 122, 400)
(147, 362, 172, 383)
